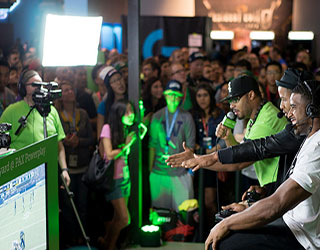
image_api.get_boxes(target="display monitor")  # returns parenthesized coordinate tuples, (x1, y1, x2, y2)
(0, 135, 59, 249)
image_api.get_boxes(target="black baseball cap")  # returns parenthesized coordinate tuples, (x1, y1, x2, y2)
(222, 75, 259, 102)
(163, 79, 184, 97)
(276, 68, 314, 90)
(188, 52, 205, 63)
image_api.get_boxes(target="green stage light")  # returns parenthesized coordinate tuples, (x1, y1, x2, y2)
(140, 225, 162, 247)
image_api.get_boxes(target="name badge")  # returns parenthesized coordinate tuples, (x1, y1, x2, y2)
(68, 154, 78, 167)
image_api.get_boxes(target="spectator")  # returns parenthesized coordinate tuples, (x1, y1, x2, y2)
(269, 45, 287, 71)
(149, 80, 195, 212)
(97, 66, 127, 140)
(98, 100, 138, 250)
(265, 61, 282, 108)
(56, 81, 94, 246)
(0, 60, 17, 115)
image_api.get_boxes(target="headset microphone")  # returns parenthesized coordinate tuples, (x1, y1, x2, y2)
(277, 111, 284, 119)
(293, 116, 310, 127)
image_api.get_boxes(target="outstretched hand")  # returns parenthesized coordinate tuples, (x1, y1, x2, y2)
(166, 142, 194, 168)
(181, 152, 219, 172)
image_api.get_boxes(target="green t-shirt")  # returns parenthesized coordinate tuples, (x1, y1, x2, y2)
(0, 100, 65, 150)
(245, 102, 287, 186)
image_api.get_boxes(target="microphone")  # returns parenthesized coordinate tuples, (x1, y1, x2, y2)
(277, 111, 284, 119)
(216, 111, 237, 146)
(221, 111, 236, 129)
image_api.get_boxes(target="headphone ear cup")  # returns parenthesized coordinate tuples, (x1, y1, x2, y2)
(306, 103, 320, 118)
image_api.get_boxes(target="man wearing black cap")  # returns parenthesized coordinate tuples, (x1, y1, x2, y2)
(211, 75, 287, 188)
(149, 79, 195, 212)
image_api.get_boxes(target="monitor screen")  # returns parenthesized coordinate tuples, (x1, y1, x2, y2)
(0, 163, 47, 249)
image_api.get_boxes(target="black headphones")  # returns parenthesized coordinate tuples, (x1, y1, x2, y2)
(18, 70, 28, 98)
(303, 81, 320, 118)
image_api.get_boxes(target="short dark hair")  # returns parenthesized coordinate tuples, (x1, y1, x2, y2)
(292, 80, 320, 107)
(266, 61, 282, 72)
(235, 59, 252, 71)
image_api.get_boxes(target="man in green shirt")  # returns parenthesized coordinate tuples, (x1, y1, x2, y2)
(188, 75, 287, 187)
(0, 70, 70, 185)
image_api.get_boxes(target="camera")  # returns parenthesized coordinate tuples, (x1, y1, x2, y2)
(32, 82, 62, 117)
(0, 123, 12, 149)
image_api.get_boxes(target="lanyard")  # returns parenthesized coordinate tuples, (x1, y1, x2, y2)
(201, 117, 208, 137)
(63, 110, 76, 132)
(165, 107, 179, 144)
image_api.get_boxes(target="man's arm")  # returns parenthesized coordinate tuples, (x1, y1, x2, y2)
(58, 141, 71, 186)
(205, 178, 311, 250)
(218, 124, 304, 164)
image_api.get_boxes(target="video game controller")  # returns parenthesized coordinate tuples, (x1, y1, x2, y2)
(246, 190, 261, 203)
(215, 209, 237, 223)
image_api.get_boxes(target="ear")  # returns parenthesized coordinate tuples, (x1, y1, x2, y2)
(247, 90, 256, 101)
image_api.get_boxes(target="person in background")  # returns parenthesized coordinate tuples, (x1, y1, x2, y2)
(56, 81, 94, 247)
(141, 58, 160, 89)
(149, 79, 195, 212)
(234, 59, 252, 78)
(265, 61, 282, 108)
(97, 66, 127, 140)
(142, 77, 166, 126)
(223, 63, 235, 82)
(114, 61, 129, 87)
(7, 48, 21, 68)
(192, 83, 225, 232)
(158, 56, 171, 87)
(170, 49, 184, 65)
(91, 63, 107, 108)
(73, 66, 97, 137)
(244, 53, 260, 76)
(269, 45, 287, 71)
(98, 100, 138, 250)
(295, 49, 312, 70)
(171, 62, 193, 111)
(211, 60, 224, 90)
(258, 67, 267, 87)
(7, 66, 19, 97)
(0, 60, 17, 115)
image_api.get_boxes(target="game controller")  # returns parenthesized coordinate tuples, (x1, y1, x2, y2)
(246, 190, 261, 203)
(215, 209, 237, 223)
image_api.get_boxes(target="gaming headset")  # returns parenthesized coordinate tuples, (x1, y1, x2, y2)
(303, 81, 320, 118)
(18, 70, 39, 98)
(18, 70, 28, 98)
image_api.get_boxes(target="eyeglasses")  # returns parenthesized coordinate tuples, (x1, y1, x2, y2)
(171, 69, 185, 75)
(109, 76, 122, 85)
(266, 70, 281, 76)
(228, 94, 245, 104)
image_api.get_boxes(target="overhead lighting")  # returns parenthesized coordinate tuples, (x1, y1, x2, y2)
(250, 31, 275, 40)
(210, 30, 234, 40)
(288, 31, 314, 40)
